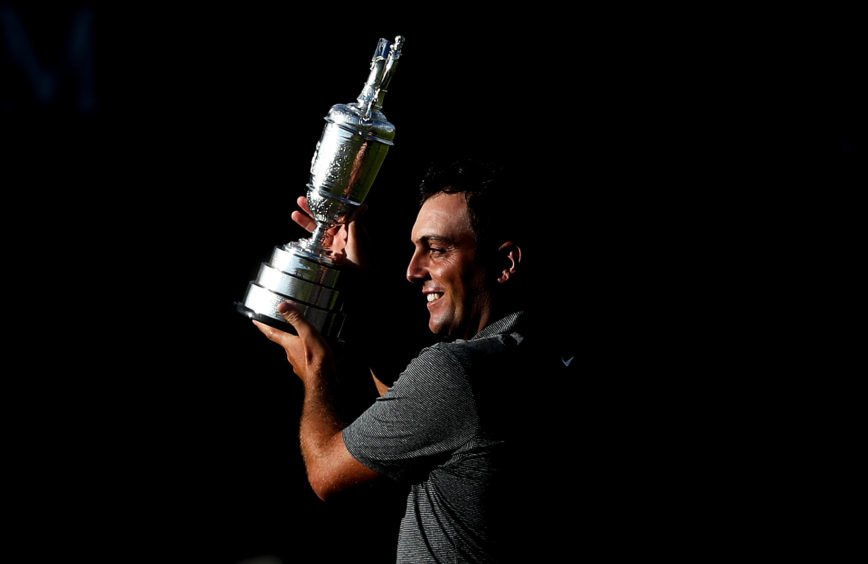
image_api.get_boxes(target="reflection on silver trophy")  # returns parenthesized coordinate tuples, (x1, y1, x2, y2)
(236, 35, 405, 339)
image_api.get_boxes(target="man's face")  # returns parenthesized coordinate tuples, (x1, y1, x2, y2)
(406, 192, 491, 339)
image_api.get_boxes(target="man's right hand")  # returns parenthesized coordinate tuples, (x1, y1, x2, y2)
(292, 196, 370, 271)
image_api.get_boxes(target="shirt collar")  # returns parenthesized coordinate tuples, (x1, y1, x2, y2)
(473, 310, 525, 340)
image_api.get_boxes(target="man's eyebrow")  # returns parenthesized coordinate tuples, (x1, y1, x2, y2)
(417, 234, 455, 245)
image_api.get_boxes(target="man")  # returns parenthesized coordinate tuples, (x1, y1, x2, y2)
(253, 159, 558, 561)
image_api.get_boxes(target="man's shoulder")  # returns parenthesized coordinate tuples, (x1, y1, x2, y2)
(435, 330, 521, 360)
(403, 311, 540, 378)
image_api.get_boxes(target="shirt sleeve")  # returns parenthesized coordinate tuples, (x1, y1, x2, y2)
(342, 344, 478, 482)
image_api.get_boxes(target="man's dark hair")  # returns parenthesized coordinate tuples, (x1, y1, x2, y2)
(417, 158, 527, 264)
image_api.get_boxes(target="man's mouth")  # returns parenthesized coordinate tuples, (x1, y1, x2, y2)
(426, 292, 443, 303)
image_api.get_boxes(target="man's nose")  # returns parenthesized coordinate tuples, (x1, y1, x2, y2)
(406, 250, 426, 283)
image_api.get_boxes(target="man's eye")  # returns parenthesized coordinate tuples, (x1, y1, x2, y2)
(429, 247, 445, 255)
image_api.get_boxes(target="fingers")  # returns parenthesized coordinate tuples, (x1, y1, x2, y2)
(292, 211, 316, 233)
(250, 302, 309, 341)
(297, 195, 312, 215)
(292, 196, 316, 232)
(251, 302, 312, 334)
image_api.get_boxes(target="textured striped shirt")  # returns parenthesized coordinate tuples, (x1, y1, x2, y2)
(343, 311, 531, 562)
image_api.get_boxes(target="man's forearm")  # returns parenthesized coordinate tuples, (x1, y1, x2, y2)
(299, 369, 345, 484)
(253, 303, 379, 499)
(297, 369, 381, 501)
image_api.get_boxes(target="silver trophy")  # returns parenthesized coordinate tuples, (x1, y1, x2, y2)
(237, 35, 404, 339)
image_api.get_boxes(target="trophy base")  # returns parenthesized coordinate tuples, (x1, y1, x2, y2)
(236, 280, 346, 340)
(235, 302, 298, 335)
(237, 237, 348, 341)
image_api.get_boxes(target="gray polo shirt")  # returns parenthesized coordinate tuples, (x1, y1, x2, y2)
(343, 311, 529, 562)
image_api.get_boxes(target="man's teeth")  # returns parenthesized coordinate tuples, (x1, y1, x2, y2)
(427, 293, 443, 302)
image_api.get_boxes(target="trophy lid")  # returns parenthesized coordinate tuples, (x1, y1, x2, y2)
(320, 35, 403, 145)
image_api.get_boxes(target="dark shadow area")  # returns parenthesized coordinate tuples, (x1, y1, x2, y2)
(3, 4, 862, 562)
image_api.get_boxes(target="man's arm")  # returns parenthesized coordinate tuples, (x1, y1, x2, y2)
(253, 302, 379, 501)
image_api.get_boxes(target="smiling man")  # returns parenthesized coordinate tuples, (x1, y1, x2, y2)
(254, 158, 553, 562)
(408, 196, 519, 338)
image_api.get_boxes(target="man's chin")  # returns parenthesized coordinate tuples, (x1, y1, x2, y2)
(427, 317, 446, 337)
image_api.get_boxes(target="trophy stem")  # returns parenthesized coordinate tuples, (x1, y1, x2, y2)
(301, 223, 331, 255)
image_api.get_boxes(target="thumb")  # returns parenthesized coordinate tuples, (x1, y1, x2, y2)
(277, 301, 311, 335)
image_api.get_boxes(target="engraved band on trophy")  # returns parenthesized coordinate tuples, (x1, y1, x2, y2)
(236, 35, 404, 339)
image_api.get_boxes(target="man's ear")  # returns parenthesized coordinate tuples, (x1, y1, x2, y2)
(496, 241, 522, 283)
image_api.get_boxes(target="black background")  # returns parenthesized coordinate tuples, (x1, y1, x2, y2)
(3, 4, 863, 562)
